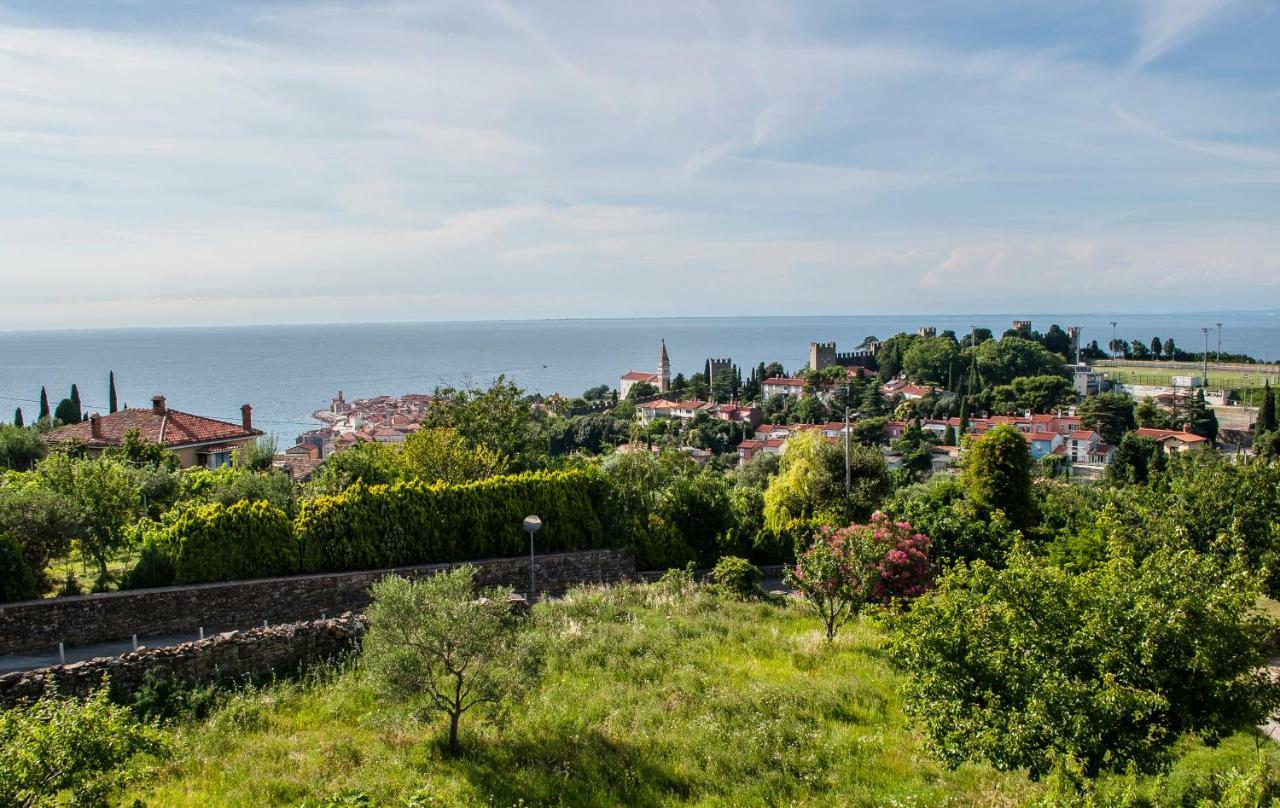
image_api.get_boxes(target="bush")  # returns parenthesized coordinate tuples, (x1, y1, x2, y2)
(709, 556, 762, 600)
(0, 688, 169, 806)
(152, 499, 297, 584)
(296, 469, 611, 574)
(0, 532, 38, 602)
(120, 537, 177, 590)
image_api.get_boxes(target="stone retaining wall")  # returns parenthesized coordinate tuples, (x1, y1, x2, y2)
(0, 549, 633, 655)
(0, 614, 365, 708)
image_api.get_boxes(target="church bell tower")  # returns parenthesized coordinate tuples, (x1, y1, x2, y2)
(658, 339, 671, 393)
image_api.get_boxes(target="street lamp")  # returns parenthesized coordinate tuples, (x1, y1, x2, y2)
(1110, 321, 1118, 358)
(1216, 322, 1222, 364)
(1201, 327, 1210, 387)
(523, 515, 542, 602)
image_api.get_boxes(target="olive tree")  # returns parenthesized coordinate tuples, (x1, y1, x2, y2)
(362, 566, 541, 753)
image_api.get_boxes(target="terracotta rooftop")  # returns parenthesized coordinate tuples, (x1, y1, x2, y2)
(46, 399, 262, 449)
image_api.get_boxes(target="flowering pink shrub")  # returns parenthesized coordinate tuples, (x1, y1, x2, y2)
(786, 514, 934, 640)
(865, 512, 934, 604)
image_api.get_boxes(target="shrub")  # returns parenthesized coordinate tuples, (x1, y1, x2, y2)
(709, 555, 762, 600)
(865, 513, 934, 603)
(0, 688, 169, 806)
(120, 536, 177, 590)
(0, 532, 38, 603)
(891, 548, 1280, 778)
(296, 470, 611, 574)
(152, 499, 297, 584)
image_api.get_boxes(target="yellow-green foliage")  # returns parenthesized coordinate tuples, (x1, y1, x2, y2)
(294, 469, 612, 573)
(155, 499, 297, 584)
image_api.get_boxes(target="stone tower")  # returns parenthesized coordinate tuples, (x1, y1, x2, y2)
(1067, 326, 1081, 358)
(1012, 320, 1032, 333)
(658, 339, 671, 393)
(707, 358, 733, 394)
(918, 326, 937, 339)
(809, 341, 837, 371)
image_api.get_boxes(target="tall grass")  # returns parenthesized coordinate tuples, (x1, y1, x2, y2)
(128, 583, 1275, 807)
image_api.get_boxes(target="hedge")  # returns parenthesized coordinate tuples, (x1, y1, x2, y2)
(152, 499, 297, 584)
(124, 469, 618, 586)
(295, 469, 612, 573)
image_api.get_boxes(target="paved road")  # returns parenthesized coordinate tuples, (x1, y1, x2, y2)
(0, 623, 277, 675)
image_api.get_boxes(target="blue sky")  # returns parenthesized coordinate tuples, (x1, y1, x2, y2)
(0, 1, 1277, 329)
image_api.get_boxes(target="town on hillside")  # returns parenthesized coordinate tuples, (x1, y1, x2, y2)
(263, 320, 1273, 483)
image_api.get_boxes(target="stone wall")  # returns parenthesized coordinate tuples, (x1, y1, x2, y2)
(0, 549, 634, 655)
(0, 614, 365, 708)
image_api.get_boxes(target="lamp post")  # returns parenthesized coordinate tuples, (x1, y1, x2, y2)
(1110, 321, 1117, 358)
(1216, 322, 1222, 364)
(843, 384, 851, 497)
(523, 515, 542, 602)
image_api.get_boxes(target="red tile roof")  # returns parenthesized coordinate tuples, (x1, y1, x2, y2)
(1135, 427, 1208, 444)
(621, 371, 660, 382)
(762, 377, 806, 386)
(47, 406, 261, 449)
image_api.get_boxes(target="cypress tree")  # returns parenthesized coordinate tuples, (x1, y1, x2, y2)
(1257, 380, 1277, 439)
(38, 387, 49, 421)
(13, 408, 22, 427)
(109, 371, 118, 413)
(958, 396, 970, 436)
(70, 384, 81, 416)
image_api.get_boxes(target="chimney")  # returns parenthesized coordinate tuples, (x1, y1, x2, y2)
(241, 403, 253, 432)
(90, 413, 102, 439)
(151, 395, 166, 415)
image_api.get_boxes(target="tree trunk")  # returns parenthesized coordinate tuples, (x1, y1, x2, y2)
(448, 710, 460, 754)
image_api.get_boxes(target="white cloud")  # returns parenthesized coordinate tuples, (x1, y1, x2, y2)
(0, 1, 1275, 328)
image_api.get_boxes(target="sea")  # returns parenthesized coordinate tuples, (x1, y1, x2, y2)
(2, 313, 1277, 443)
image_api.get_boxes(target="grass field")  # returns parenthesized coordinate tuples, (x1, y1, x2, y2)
(1099, 364, 1279, 394)
(125, 584, 1278, 807)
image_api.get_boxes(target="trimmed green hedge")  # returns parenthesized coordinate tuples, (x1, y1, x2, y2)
(295, 470, 611, 573)
(126, 469, 618, 586)
(152, 500, 297, 584)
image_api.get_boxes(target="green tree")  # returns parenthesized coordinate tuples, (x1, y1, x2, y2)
(961, 425, 1033, 529)
(1151, 336, 1162, 360)
(105, 428, 179, 470)
(362, 567, 540, 753)
(0, 425, 47, 471)
(973, 337, 1069, 388)
(1134, 397, 1169, 429)
(902, 337, 960, 388)
(422, 377, 544, 469)
(1042, 324, 1072, 358)
(1255, 380, 1276, 440)
(38, 387, 50, 422)
(626, 381, 659, 401)
(1079, 392, 1136, 446)
(1108, 433, 1165, 485)
(70, 383, 82, 416)
(308, 440, 403, 494)
(0, 533, 38, 602)
(884, 475, 1020, 566)
(53, 397, 80, 426)
(989, 375, 1074, 415)
(763, 431, 889, 533)
(108, 371, 119, 413)
(37, 453, 141, 581)
(892, 548, 1279, 777)
(1163, 337, 1176, 360)
(655, 468, 733, 566)
(859, 381, 887, 418)
(12, 408, 22, 427)
(1180, 390, 1219, 443)
(892, 420, 936, 481)
(401, 426, 508, 483)
(0, 482, 84, 585)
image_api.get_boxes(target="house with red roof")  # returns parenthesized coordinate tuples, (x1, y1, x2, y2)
(1135, 427, 1210, 453)
(45, 395, 263, 469)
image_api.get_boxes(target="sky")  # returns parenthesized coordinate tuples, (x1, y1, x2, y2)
(0, 1, 1277, 330)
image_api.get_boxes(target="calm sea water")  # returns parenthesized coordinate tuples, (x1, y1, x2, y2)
(2, 313, 1277, 442)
